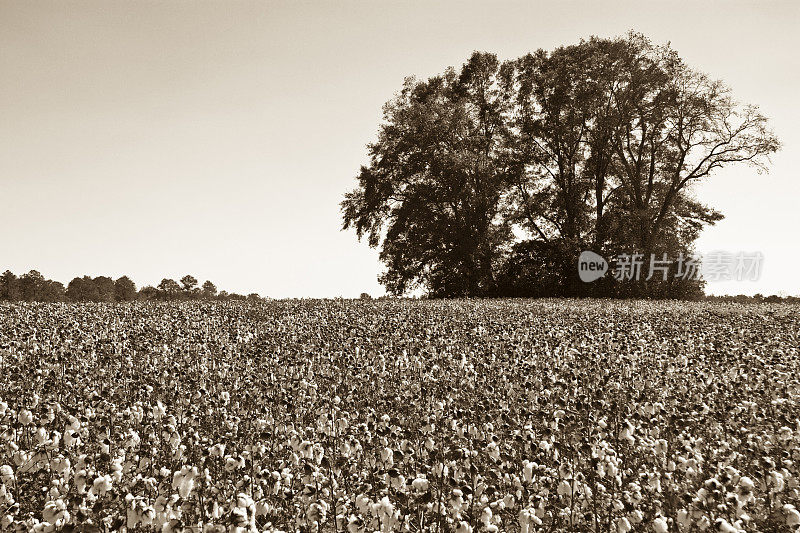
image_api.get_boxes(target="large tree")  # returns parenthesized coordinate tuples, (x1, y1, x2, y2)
(66, 276, 99, 302)
(343, 34, 779, 297)
(18, 270, 46, 301)
(94, 276, 116, 302)
(202, 280, 218, 298)
(0, 271, 20, 301)
(114, 276, 137, 302)
(342, 52, 515, 296)
(158, 278, 181, 300)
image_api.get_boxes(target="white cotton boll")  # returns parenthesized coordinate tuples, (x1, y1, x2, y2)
(42, 500, 68, 524)
(519, 507, 542, 533)
(34, 427, 48, 446)
(237, 493, 255, 511)
(677, 509, 691, 528)
(209, 443, 226, 457)
(504, 494, 515, 508)
(715, 518, 738, 532)
(225, 456, 239, 472)
(616, 517, 632, 533)
(140, 506, 155, 526)
(299, 441, 314, 460)
(380, 447, 394, 466)
(390, 474, 405, 491)
(480, 506, 492, 526)
(32, 521, 54, 533)
(355, 494, 371, 515)
(557, 479, 572, 497)
(412, 477, 429, 492)
(784, 504, 800, 526)
(93, 474, 113, 496)
(486, 442, 500, 461)
(0, 465, 13, 484)
(378, 496, 393, 515)
(653, 516, 668, 533)
(17, 409, 33, 426)
(522, 461, 534, 483)
(63, 431, 79, 448)
(454, 521, 472, 533)
(346, 515, 363, 533)
(450, 489, 465, 510)
(0, 401, 7, 416)
(619, 422, 635, 445)
(177, 469, 197, 499)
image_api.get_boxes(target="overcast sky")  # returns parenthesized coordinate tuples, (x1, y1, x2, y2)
(1, 0, 798, 297)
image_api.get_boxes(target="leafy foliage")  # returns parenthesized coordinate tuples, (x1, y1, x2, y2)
(342, 33, 780, 298)
(0, 299, 799, 531)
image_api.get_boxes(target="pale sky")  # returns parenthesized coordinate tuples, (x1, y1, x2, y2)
(1, 0, 798, 297)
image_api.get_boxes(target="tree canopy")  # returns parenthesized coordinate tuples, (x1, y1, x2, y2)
(0, 270, 254, 303)
(342, 33, 780, 298)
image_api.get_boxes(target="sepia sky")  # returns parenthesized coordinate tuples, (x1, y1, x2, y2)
(1, 0, 798, 297)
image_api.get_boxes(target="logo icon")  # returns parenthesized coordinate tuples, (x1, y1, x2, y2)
(578, 250, 608, 282)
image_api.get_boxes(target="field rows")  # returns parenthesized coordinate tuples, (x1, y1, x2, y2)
(0, 300, 799, 532)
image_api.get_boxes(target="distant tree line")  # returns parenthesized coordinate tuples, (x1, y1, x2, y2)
(705, 294, 800, 304)
(342, 33, 780, 299)
(0, 270, 263, 303)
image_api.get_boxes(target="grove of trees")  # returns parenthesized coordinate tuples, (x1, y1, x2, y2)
(0, 270, 258, 303)
(342, 33, 780, 298)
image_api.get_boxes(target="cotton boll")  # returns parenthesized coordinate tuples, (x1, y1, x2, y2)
(769, 471, 785, 493)
(653, 516, 668, 533)
(784, 504, 800, 526)
(93, 474, 113, 497)
(714, 518, 738, 532)
(225, 456, 239, 472)
(486, 442, 500, 461)
(0, 465, 13, 484)
(63, 431, 79, 448)
(67, 416, 80, 432)
(42, 500, 68, 524)
(347, 515, 363, 533)
(619, 421, 635, 445)
(390, 474, 405, 491)
(454, 521, 472, 533)
(522, 461, 534, 483)
(412, 477, 429, 492)
(480, 506, 492, 526)
(676, 509, 691, 528)
(616, 517, 632, 533)
(17, 410, 33, 426)
(380, 447, 394, 466)
(355, 494, 371, 515)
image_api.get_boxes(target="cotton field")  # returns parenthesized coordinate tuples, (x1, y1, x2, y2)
(0, 299, 799, 532)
